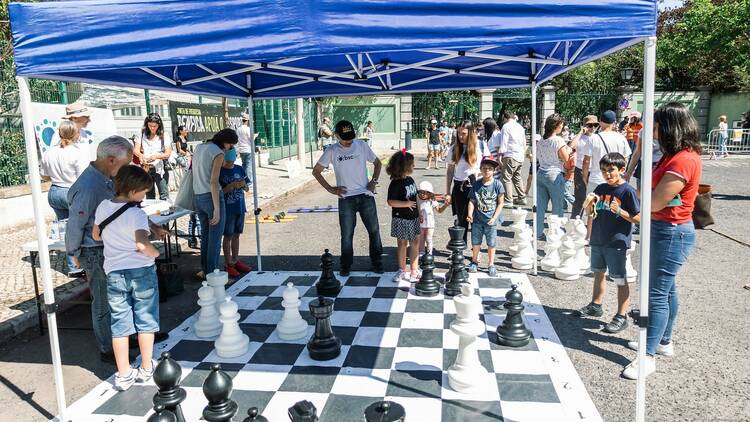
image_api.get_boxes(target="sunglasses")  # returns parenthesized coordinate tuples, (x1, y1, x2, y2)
(585, 123, 599, 129)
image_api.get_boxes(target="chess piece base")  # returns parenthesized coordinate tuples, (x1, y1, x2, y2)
(194, 321, 222, 339)
(203, 400, 238, 422)
(307, 337, 342, 361)
(554, 268, 580, 281)
(215, 335, 250, 358)
(447, 364, 491, 393)
(511, 258, 533, 270)
(540, 262, 559, 272)
(415, 283, 440, 297)
(278, 319, 308, 341)
(496, 327, 531, 347)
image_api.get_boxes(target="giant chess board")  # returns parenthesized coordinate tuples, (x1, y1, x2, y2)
(62, 271, 602, 421)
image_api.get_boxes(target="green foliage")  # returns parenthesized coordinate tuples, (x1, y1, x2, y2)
(412, 91, 479, 134)
(0, 131, 28, 187)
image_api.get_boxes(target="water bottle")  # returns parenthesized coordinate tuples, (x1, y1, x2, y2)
(50, 220, 60, 241)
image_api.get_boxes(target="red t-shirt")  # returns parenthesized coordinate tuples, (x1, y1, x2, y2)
(651, 149, 702, 224)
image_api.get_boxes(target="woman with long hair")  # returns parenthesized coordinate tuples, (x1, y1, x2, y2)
(134, 113, 173, 200)
(622, 102, 703, 379)
(444, 120, 492, 240)
(535, 113, 571, 238)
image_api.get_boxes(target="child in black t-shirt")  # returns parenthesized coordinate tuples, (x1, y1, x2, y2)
(386, 149, 421, 283)
(578, 152, 641, 334)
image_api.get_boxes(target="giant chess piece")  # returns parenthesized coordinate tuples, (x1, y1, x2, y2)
(573, 217, 591, 275)
(153, 352, 187, 422)
(202, 364, 239, 422)
(242, 407, 268, 422)
(194, 281, 222, 338)
(307, 296, 341, 360)
(215, 297, 250, 358)
(554, 239, 580, 281)
(278, 282, 308, 340)
(148, 404, 177, 422)
(444, 225, 469, 297)
(448, 284, 491, 392)
(508, 208, 528, 256)
(415, 252, 440, 297)
(625, 243, 638, 283)
(289, 400, 319, 422)
(540, 232, 562, 272)
(316, 249, 341, 297)
(206, 269, 228, 312)
(495, 284, 531, 347)
(511, 229, 534, 270)
(364, 401, 406, 422)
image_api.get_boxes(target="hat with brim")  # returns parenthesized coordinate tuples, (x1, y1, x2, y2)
(63, 102, 91, 119)
(628, 111, 642, 119)
(583, 115, 599, 125)
(334, 120, 356, 141)
(480, 157, 499, 168)
(418, 180, 434, 194)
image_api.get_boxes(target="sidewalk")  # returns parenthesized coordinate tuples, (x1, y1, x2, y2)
(0, 150, 327, 343)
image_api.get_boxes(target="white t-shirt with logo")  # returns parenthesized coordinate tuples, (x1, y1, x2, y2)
(140, 133, 172, 176)
(94, 200, 154, 274)
(317, 140, 377, 197)
(582, 131, 632, 185)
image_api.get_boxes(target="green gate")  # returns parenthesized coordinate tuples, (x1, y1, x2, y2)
(492, 88, 544, 134)
(554, 92, 620, 130)
(412, 92, 480, 136)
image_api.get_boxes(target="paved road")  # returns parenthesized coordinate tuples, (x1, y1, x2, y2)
(1, 155, 748, 421)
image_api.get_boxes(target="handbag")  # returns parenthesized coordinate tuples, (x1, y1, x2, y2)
(692, 184, 715, 229)
(173, 170, 195, 211)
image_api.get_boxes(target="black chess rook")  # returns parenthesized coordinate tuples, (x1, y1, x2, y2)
(147, 404, 177, 422)
(414, 252, 440, 297)
(307, 295, 342, 360)
(444, 225, 469, 296)
(202, 364, 239, 422)
(288, 400, 319, 422)
(364, 400, 406, 422)
(495, 284, 531, 347)
(152, 352, 187, 422)
(316, 249, 342, 296)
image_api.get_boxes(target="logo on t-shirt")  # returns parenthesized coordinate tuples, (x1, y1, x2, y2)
(337, 154, 357, 162)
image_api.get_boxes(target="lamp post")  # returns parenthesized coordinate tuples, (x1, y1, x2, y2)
(620, 67, 635, 84)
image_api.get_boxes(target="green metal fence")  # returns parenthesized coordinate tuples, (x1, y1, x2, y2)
(554, 91, 620, 130)
(252, 98, 319, 164)
(411, 92, 480, 136)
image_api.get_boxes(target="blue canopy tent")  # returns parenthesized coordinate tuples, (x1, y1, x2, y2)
(9, 1, 658, 420)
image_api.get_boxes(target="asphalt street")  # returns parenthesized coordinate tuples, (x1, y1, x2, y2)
(0, 154, 748, 421)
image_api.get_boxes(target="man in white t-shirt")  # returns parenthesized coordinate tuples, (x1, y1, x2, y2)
(235, 113, 254, 185)
(570, 114, 598, 216)
(312, 120, 383, 276)
(582, 110, 632, 194)
(493, 111, 527, 205)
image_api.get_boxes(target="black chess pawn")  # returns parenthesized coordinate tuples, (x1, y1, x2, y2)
(364, 400, 406, 422)
(147, 404, 178, 422)
(202, 364, 239, 422)
(444, 225, 469, 297)
(288, 400, 319, 422)
(316, 249, 341, 296)
(152, 352, 187, 422)
(307, 295, 341, 360)
(242, 407, 268, 422)
(414, 252, 439, 297)
(495, 284, 531, 347)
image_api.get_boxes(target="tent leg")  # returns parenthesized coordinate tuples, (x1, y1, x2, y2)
(636, 36, 657, 422)
(246, 92, 263, 272)
(530, 82, 538, 276)
(17, 76, 68, 421)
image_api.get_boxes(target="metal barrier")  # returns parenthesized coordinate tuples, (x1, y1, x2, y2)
(704, 128, 750, 157)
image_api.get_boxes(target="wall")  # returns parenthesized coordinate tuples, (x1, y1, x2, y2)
(329, 95, 400, 150)
(707, 92, 750, 130)
(631, 90, 711, 138)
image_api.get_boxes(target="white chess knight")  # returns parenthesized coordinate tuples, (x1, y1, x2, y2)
(448, 284, 491, 393)
(511, 228, 534, 270)
(206, 269, 228, 311)
(193, 281, 222, 339)
(215, 296, 250, 358)
(277, 283, 308, 340)
(508, 208, 529, 257)
(555, 239, 580, 281)
(625, 243, 638, 283)
(540, 232, 562, 272)
(572, 218, 591, 275)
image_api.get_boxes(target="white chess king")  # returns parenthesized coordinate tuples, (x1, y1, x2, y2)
(448, 284, 491, 393)
(206, 269, 228, 311)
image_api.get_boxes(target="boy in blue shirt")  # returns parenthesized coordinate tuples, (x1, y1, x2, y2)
(466, 158, 505, 277)
(578, 152, 640, 333)
(219, 148, 252, 278)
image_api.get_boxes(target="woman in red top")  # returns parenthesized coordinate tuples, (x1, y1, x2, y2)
(622, 103, 702, 380)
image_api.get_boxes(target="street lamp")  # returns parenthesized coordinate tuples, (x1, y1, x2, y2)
(620, 67, 635, 83)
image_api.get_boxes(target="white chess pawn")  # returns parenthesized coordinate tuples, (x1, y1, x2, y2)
(540, 233, 562, 272)
(555, 239, 580, 281)
(448, 284, 491, 393)
(215, 296, 250, 358)
(277, 283, 308, 340)
(625, 244, 638, 283)
(206, 269, 228, 311)
(511, 229, 534, 270)
(193, 281, 222, 338)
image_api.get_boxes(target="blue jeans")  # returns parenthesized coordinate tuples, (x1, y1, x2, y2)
(535, 168, 567, 238)
(79, 247, 112, 353)
(338, 194, 383, 270)
(646, 220, 695, 356)
(146, 170, 170, 200)
(107, 265, 160, 337)
(194, 192, 226, 274)
(240, 152, 254, 186)
(718, 133, 728, 155)
(48, 185, 80, 272)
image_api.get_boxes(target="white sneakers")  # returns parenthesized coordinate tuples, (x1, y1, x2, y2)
(393, 269, 420, 283)
(622, 355, 656, 380)
(626, 340, 674, 356)
(114, 368, 137, 391)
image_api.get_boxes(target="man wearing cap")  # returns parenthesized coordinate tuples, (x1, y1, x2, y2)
(312, 120, 383, 276)
(570, 115, 598, 216)
(581, 110, 632, 196)
(235, 112, 254, 186)
(425, 119, 442, 169)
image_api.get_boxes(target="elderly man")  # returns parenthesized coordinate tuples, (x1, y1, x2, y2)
(312, 120, 383, 276)
(66, 135, 167, 362)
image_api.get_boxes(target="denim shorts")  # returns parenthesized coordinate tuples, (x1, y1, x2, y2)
(590, 245, 628, 284)
(224, 212, 245, 236)
(428, 143, 441, 151)
(106, 265, 160, 337)
(471, 221, 498, 248)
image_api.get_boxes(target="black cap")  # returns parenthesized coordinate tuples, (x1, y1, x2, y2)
(334, 120, 356, 141)
(600, 110, 617, 124)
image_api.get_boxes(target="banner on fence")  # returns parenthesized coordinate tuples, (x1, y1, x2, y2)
(31, 102, 117, 159)
(168, 101, 243, 143)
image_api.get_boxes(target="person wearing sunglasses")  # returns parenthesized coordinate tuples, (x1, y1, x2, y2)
(570, 115, 599, 217)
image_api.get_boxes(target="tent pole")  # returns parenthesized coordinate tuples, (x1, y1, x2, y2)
(246, 75, 262, 272)
(16, 76, 68, 421)
(636, 36, 656, 422)
(530, 82, 538, 276)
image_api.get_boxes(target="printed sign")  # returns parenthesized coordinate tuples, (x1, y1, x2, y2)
(31, 103, 117, 158)
(168, 101, 244, 142)
(618, 98, 630, 111)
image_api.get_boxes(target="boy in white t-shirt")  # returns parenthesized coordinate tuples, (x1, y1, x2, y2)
(93, 165, 161, 392)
